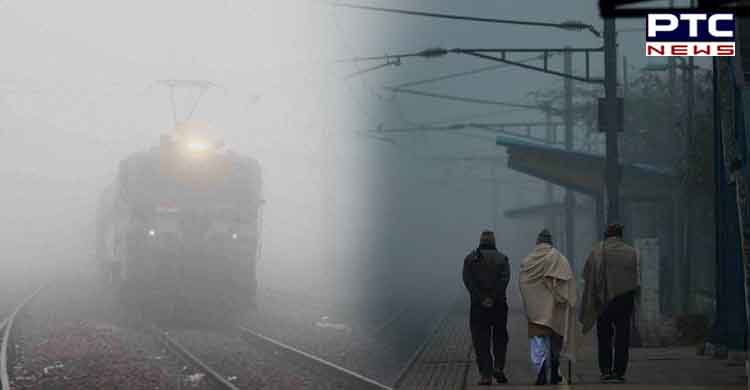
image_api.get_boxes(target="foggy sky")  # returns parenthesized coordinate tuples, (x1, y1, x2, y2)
(0, 1, 707, 304)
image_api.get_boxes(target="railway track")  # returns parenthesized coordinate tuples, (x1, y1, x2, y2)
(0, 284, 240, 389)
(0, 286, 44, 390)
(164, 325, 395, 390)
(238, 326, 392, 390)
(154, 328, 242, 390)
(0, 281, 402, 390)
(252, 277, 462, 385)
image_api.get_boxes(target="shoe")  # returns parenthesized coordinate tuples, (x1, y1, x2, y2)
(535, 370, 548, 385)
(477, 376, 492, 386)
(611, 374, 626, 383)
(600, 373, 615, 383)
(550, 361, 562, 384)
(493, 370, 508, 384)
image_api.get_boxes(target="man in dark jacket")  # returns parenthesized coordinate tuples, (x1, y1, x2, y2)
(463, 230, 511, 385)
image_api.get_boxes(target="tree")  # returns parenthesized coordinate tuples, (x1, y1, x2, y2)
(528, 66, 714, 188)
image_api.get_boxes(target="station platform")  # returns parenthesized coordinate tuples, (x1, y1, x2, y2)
(396, 299, 746, 390)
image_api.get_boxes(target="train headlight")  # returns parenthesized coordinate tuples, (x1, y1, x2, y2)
(186, 141, 211, 152)
(231, 233, 238, 240)
(148, 229, 156, 237)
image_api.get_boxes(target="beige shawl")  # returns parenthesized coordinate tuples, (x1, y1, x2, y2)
(519, 244, 579, 360)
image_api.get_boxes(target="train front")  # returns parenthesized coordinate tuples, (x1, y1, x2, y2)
(115, 131, 262, 327)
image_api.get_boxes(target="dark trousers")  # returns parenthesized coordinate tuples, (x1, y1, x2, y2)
(536, 333, 563, 385)
(470, 301, 509, 377)
(596, 291, 635, 376)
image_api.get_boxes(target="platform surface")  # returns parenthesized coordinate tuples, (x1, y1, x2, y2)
(397, 297, 746, 390)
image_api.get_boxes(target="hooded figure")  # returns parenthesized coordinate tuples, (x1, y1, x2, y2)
(519, 229, 578, 385)
(580, 223, 639, 383)
(463, 230, 511, 386)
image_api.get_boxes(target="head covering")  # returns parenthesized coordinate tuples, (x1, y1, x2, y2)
(536, 228, 553, 245)
(479, 230, 496, 250)
(605, 223, 624, 238)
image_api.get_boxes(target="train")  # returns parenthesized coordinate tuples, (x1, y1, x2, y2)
(96, 125, 263, 326)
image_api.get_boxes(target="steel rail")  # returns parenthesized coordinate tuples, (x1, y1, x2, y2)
(1, 286, 45, 390)
(238, 326, 393, 390)
(2, 286, 240, 390)
(154, 328, 241, 390)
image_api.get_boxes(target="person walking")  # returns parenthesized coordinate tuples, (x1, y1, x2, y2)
(519, 229, 578, 385)
(462, 230, 511, 386)
(580, 223, 639, 383)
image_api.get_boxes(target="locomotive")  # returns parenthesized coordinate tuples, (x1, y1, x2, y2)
(96, 124, 263, 326)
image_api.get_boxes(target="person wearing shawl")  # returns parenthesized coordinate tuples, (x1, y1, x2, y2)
(580, 223, 639, 384)
(519, 229, 577, 385)
(462, 230, 511, 386)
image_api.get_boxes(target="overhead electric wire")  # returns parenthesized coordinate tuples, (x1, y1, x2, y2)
(386, 87, 554, 112)
(369, 121, 564, 137)
(387, 53, 557, 89)
(331, 5, 386, 119)
(336, 48, 448, 64)
(385, 52, 558, 126)
(371, 124, 470, 133)
(395, 107, 532, 128)
(328, 5, 400, 146)
(453, 47, 603, 53)
(389, 63, 509, 89)
(186, 86, 209, 120)
(328, 2, 597, 31)
(344, 61, 398, 79)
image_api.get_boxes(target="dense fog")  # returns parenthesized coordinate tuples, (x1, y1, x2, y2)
(0, 0, 711, 324)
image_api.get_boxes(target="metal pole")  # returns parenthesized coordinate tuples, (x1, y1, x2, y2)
(564, 47, 577, 265)
(687, 59, 694, 156)
(545, 111, 556, 236)
(668, 0, 677, 106)
(604, 17, 620, 223)
(596, 196, 604, 240)
(684, 56, 695, 312)
(623, 56, 629, 100)
(668, 56, 685, 313)
(491, 162, 498, 231)
(669, 57, 684, 312)
(668, 6, 680, 311)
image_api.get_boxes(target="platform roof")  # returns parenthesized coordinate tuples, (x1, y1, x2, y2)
(496, 135, 676, 201)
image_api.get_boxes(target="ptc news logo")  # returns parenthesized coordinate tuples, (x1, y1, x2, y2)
(646, 13, 735, 56)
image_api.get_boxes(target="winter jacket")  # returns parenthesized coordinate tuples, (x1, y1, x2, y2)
(463, 248, 511, 307)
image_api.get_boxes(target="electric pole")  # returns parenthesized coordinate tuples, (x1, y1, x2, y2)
(491, 161, 498, 232)
(604, 16, 620, 224)
(564, 47, 577, 265)
(545, 111, 556, 236)
(623, 56, 629, 100)
(668, 48, 683, 313)
(669, 0, 677, 110)
(684, 51, 696, 313)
